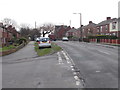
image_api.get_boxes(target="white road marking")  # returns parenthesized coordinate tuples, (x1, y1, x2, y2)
(98, 50, 110, 55)
(57, 52, 63, 64)
(96, 70, 101, 72)
(62, 50, 75, 66)
(61, 51, 71, 63)
(73, 72, 77, 75)
(76, 81, 80, 85)
(59, 50, 83, 86)
(74, 76, 79, 80)
(72, 68, 75, 71)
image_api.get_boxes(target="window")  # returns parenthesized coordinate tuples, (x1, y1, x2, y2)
(97, 29, 99, 32)
(88, 29, 90, 34)
(106, 25, 108, 31)
(82, 29, 84, 33)
(100, 26, 102, 32)
(112, 22, 116, 29)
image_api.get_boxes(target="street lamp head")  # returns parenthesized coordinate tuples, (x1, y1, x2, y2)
(73, 13, 81, 15)
(73, 13, 77, 14)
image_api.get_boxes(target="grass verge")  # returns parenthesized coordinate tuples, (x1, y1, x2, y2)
(0, 45, 16, 52)
(34, 42, 62, 56)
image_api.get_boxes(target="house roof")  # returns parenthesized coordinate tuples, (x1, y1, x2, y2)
(96, 18, 118, 26)
(55, 25, 69, 32)
(83, 23, 96, 29)
(67, 28, 77, 33)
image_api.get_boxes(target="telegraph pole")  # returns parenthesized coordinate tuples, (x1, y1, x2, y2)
(69, 20, 71, 27)
(73, 13, 83, 41)
(35, 21, 36, 29)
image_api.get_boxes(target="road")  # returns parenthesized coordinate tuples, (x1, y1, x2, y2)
(2, 41, 83, 88)
(54, 41, 118, 88)
(2, 41, 118, 88)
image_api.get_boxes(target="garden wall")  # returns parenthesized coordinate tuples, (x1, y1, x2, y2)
(0, 42, 27, 56)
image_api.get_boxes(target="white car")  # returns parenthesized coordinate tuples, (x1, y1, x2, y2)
(62, 37, 69, 41)
(36, 37, 40, 42)
(38, 37, 51, 48)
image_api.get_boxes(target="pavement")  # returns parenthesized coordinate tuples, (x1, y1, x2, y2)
(2, 41, 83, 88)
(71, 41, 119, 49)
(2, 41, 38, 63)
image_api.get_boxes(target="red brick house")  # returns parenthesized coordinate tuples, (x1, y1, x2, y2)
(66, 27, 80, 40)
(96, 17, 119, 37)
(109, 18, 120, 37)
(0, 23, 21, 46)
(82, 21, 97, 38)
(54, 25, 71, 40)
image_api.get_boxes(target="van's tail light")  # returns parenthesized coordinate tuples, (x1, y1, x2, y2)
(49, 40, 51, 43)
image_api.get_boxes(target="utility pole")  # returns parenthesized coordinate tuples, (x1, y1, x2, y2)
(79, 13, 83, 41)
(69, 20, 71, 27)
(35, 21, 36, 29)
(73, 13, 83, 41)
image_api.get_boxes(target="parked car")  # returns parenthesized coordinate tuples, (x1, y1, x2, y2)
(62, 37, 69, 41)
(38, 37, 51, 48)
(36, 37, 40, 42)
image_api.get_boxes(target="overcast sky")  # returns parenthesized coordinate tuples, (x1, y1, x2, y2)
(0, 0, 119, 29)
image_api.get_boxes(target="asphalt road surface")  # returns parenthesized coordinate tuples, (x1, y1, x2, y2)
(54, 41, 118, 88)
(2, 41, 83, 88)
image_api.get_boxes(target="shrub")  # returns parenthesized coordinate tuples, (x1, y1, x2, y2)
(83, 38, 89, 42)
(18, 37, 27, 45)
(88, 35, 118, 39)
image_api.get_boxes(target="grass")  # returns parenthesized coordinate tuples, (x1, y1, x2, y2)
(34, 42, 62, 56)
(0, 45, 16, 52)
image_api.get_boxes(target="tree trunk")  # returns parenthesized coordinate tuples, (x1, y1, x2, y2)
(43, 32, 45, 37)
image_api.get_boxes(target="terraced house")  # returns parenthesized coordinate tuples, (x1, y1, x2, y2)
(54, 25, 71, 40)
(82, 21, 97, 38)
(54, 17, 119, 41)
(96, 17, 119, 37)
(0, 23, 21, 46)
(66, 27, 80, 40)
(109, 18, 120, 37)
(80, 17, 120, 39)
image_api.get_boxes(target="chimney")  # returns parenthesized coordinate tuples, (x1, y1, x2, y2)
(7, 25, 12, 30)
(0, 23, 3, 27)
(12, 27, 15, 30)
(8, 25, 12, 28)
(106, 17, 111, 20)
(89, 21, 93, 24)
(72, 27, 74, 29)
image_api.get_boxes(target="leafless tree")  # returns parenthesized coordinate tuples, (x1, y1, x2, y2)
(20, 23, 41, 40)
(2, 18, 18, 28)
(39, 23, 55, 37)
(20, 23, 30, 29)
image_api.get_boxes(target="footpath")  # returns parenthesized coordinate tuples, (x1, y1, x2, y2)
(87, 42, 119, 49)
(2, 41, 38, 63)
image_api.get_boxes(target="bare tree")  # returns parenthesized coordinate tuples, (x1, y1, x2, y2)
(39, 23, 55, 37)
(20, 23, 41, 40)
(2, 18, 18, 28)
(20, 23, 30, 29)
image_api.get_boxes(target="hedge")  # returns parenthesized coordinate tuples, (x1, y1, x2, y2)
(88, 35, 118, 39)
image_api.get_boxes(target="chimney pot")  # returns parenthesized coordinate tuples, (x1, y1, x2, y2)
(107, 17, 111, 20)
(89, 21, 92, 24)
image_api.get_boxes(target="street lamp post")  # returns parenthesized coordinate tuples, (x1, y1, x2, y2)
(73, 13, 83, 41)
